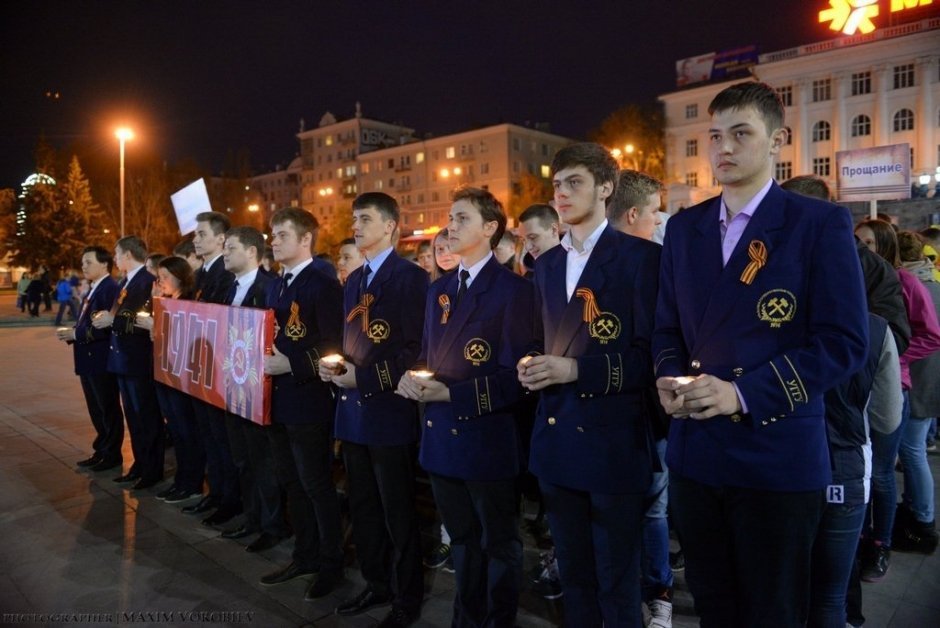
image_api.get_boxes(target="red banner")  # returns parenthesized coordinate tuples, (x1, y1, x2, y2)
(152, 298, 274, 425)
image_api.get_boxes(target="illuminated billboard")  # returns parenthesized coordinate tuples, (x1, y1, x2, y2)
(819, 0, 934, 36)
(675, 46, 759, 88)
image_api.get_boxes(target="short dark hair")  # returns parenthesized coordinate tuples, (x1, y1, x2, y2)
(519, 204, 559, 230)
(897, 231, 926, 263)
(920, 226, 940, 246)
(263, 246, 275, 262)
(82, 246, 113, 273)
(607, 170, 663, 226)
(146, 253, 166, 268)
(173, 238, 196, 258)
(451, 186, 507, 249)
(195, 211, 231, 235)
(226, 226, 265, 262)
(551, 142, 619, 190)
(709, 81, 785, 134)
(780, 175, 831, 201)
(115, 236, 147, 262)
(339, 237, 357, 247)
(158, 256, 196, 297)
(857, 219, 900, 268)
(353, 192, 400, 223)
(271, 207, 319, 247)
(416, 240, 432, 254)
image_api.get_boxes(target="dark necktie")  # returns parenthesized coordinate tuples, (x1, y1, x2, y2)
(359, 263, 372, 300)
(227, 280, 239, 306)
(279, 272, 293, 299)
(454, 269, 470, 310)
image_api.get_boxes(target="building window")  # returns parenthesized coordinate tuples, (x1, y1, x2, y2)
(416, 152, 425, 164)
(460, 144, 473, 157)
(325, 135, 333, 146)
(540, 164, 551, 178)
(784, 126, 793, 145)
(812, 120, 831, 142)
(812, 157, 831, 177)
(775, 161, 792, 181)
(541, 143, 549, 156)
(851, 115, 871, 137)
(851, 71, 872, 96)
(686, 139, 698, 157)
(431, 192, 439, 202)
(685, 172, 698, 187)
(775, 85, 792, 107)
(685, 104, 698, 119)
(513, 161, 520, 174)
(481, 163, 490, 175)
(893, 63, 915, 89)
(445, 146, 455, 159)
(893, 108, 914, 132)
(361, 162, 370, 174)
(388, 178, 395, 188)
(388, 159, 395, 169)
(512, 138, 521, 151)
(376, 180, 383, 190)
(812, 78, 831, 102)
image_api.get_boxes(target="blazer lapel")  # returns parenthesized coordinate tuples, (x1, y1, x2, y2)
(693, 185, 788, 346)
(433, 258, 497, 366)
(550, 227, 617, 357)
(351, 254, 396, 357)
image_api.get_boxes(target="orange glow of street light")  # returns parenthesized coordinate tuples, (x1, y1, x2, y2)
(440, 168, 450, 179)
(625, 144, 635, 154)
(115, 127, 134, 141)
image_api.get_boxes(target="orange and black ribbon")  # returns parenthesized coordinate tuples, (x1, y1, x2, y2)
(438, 294, 451, 324)
(740, 240, 767, 286)
(346, 293, 375, 332)
(576, 287, 601, 323)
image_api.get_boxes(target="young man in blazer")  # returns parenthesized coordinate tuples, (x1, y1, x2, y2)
(185, 211, 241, 527)
(398, 186, 537, 628)
(320, 192, 428, 628)
(58, 246, 124, 472)
(652, 82, 868, 627)
(218, 226, 290, 553)
(519, 143, 660, 628)
(261, 207, 345, 601)
(92, 235, 164, 490)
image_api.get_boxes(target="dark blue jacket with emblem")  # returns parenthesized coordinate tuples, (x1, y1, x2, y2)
(335, 252, 428, 446)
(107, 268, 156, 378)
(652, 183, 868, 491)
(265, 259, 344, 424)
(72, 275, 120, 376)
(529, 226, 660, 495)
(418, 255, 538, 481)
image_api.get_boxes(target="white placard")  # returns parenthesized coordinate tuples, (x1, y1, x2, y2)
(170, 178, 211, 235)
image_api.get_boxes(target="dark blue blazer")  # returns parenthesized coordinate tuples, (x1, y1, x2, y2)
(652, 183, 868, 491)
(107, 268, 156, 378)
(418, 255, 537, 481)
(231, 270, 274, 309)
(528, 226, 660, 495)
(335, 252, 428, 446)
(72, 275, 120, 376)
(265, 259, 344, 424)
(196, 256, 236, 305)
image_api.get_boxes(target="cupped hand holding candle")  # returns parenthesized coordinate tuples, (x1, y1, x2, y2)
(319, 353, 346, 380)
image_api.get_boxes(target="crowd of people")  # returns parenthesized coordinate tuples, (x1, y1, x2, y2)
(50, 81, 940, 628)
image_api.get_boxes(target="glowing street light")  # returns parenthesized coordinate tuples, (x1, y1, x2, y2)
(115, 127, 134, 237)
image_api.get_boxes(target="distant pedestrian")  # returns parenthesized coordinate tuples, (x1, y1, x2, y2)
(16, 272, 30, 312)
(26, 271, 44, 317)
(54, 275, 78, 326)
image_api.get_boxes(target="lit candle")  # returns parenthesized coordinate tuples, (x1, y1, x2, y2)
(520, 356, 533, 367)
(91, 310, 104, 320)
(412, 370, 434, 381)
(136, 311, 151, 319)
(674, 376, 696, 386)
(321, 354, 345, 367)
(56, 327, 70, 334)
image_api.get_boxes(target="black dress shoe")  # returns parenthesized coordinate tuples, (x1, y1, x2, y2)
(260, 561, 318, 586)
(131, 478, 160, 490)
(202, 504, 243, 527)
(155, 485, 178, 500)
(90, 458, 122, 472)
(113, 472, 140, 484)
(77, 455, 102, 468)
(221, 524, 255, 540)
(181, 496, 219, 515)
(246, 532, 289, 553)
(304, 571, 342, 600)
(377, 607, 418, 628)
(336, 587, 392, 615)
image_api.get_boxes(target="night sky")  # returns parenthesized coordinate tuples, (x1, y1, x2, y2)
(1, 1, 845, 189)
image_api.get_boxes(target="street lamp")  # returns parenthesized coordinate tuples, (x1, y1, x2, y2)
(115, 127, 134, 237)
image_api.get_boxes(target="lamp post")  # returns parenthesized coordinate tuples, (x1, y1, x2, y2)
(115, 127, 134, 237)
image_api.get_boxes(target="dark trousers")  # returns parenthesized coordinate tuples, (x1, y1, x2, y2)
(79, 372, 124, 462)
(429, 472, 521, 628)
(267, 421, 343, 574)
(54, 300, 78, 325)
(192, 399, 240, 508)
(225, 413, 288, 536)
(117, 375, 164, 482)
(155, 383, 205, 494)
(541, 481, 645, 628)
(670, 473, 826, 628)
(344, 441, 424, 613)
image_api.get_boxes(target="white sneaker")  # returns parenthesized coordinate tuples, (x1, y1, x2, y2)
(647, 599, 672, 628)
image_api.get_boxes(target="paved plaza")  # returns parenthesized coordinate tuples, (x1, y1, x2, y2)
(0, 297, 938, 627)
